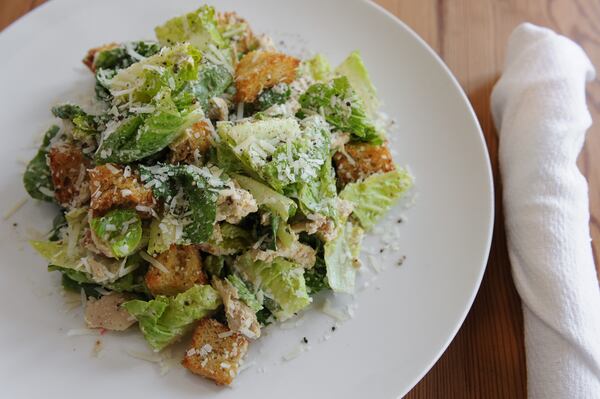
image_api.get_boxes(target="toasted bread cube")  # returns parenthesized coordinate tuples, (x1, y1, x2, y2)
(88, 164, 155, 217)
(82, 42, 119, 72)
(145, 245, 208, 296)
(48, 144, 92, 208)
(234, 50, 300, 103)
(168, 120, 214, 165)
(333, 142, 395, 187)
(182, 318, 249, 385)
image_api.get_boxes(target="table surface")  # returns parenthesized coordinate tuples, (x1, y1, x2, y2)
(2, 0, 599, 397)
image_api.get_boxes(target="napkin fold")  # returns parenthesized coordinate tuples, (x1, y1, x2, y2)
(491, 23, 600, 399)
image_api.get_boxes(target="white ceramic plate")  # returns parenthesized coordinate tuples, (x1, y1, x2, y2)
(0, 0, 493, 397)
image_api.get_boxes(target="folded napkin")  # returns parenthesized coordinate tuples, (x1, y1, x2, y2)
(491, 23, 600, 398)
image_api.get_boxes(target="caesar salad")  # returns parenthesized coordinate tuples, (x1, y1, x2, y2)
(23, 5, 413, 385)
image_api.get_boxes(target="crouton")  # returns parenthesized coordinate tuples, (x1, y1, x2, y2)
(84, 292, 135, 331)
(88, 164, 155, 217)
(168, 120, 214, 165)
(145, 245, 208, 296)
(48, 144, 92, 208)
(213, 278, 260, 339)
(82, 42, 119, 72)
(333, 142, 395, 187)
(234, 50, 300, 103)
(182, 318, 249, 385)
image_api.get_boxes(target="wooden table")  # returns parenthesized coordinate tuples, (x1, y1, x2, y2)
(2, 1, 599, 397)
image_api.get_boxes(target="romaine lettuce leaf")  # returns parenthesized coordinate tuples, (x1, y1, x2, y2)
(299, 76, 382, 143)
(109, 43, 202, 106)
(324, 221, 363, 293)
(155, 5, 226, 51)
(256, 84, 291, 111)
(90, 209, 142, 258)
(232, 174, 297, 221)
(340, 169, 413, 230)
(95, 88, 203, 164)
(335, 51, 380, 119)
(305, 54, 332, 82)
(218, 116, 336, 218)
(234, 252, 311, 321)
(23, 125, 59, 202)
(140, 163, 226, 245)
(122, 284, 221, 350)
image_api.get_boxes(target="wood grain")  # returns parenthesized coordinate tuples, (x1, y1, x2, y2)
(1, 0, 599, 397)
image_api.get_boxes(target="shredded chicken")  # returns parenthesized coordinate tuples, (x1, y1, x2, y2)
(215, 186, 258, 224)
(213, 278, 260, 339)
(84, 293, 135, 331)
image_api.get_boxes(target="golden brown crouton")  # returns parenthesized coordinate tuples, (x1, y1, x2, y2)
(182, 318, 249, 385)
(84, 293, 135, 331)
(333, 142, 395, 187)
(88, 164, 155, 217)
(234, 50, 300, 103)
(82, 42, 119, 72)
(168, 120, 214, 165)
(217, 12, 260, 55)
(145, 245, 208, 296)
(48, 144, 92, 208)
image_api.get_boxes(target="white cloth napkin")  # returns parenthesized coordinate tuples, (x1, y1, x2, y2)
(491, 23, 600, 399)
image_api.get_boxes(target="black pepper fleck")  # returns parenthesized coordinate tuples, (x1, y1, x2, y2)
(302, 337, 308, 344)
(397, 218, 403, 224)
(331, 326, 336, 332)
(379, 248, 384, 253)
(397, 255, 407, 266)
(12, 222, 17, 227)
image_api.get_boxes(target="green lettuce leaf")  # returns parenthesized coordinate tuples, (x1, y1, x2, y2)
(256, 84, 291, 111)
(140, 163, 226, 245)
(155, 5, 226, 51)
(305, 54, 332, 82)
(122, 284, 221, 350)
(299, 76, 382, 143)
(335, 51, 380, 119)
(340, 169, 413, 230)
(324, 221, 363, 293)
(218, 116, 336, 218)
(234, 252, 311, 321)
(233, 174, 297, 221)
(95, 88, 203, 164)
(23, 125, 59, 202)
(90, 209, 142, 258)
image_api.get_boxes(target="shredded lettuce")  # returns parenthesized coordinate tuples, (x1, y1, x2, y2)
(340, 169, 413, 230)
(234, 252, 311, 321)
(122, 284, 221, 350)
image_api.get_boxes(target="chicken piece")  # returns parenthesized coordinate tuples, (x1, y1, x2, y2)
(182, 318, 249, 385)
(168, 120, 214, 165)
(145, 245, 208, 296)
(88, 164, 155, 217)
(247, 240, 316, 269)
(206, 97, 229, 121)
(212, 278, 260, 339)
(234, 50, 300, 103)
(82, 42, 119, 72)
(217, 12, 260, 55)
(48, 144, 92, 208)
(84, 293, 135, 331)
(215, 186, 258, 224)
(333, 142, 395, 187)
(291, 199, 354, 242)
